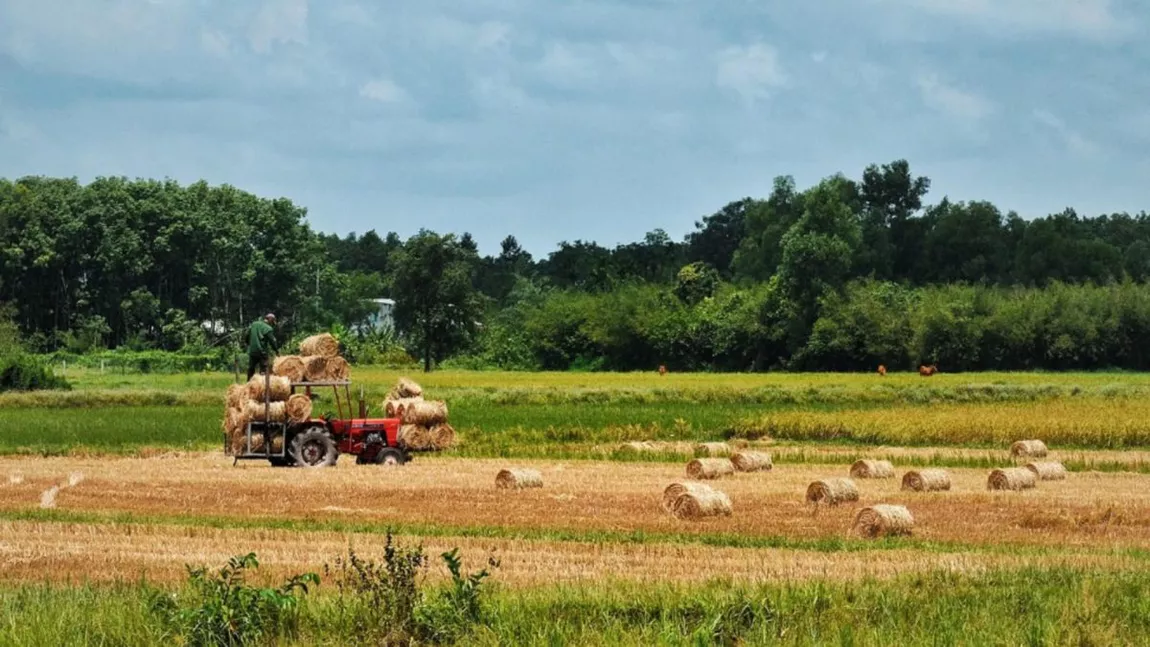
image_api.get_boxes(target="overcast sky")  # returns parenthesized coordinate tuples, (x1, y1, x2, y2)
(1, 0, 1147, 256)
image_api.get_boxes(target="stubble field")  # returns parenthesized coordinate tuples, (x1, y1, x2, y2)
(3, 368, 1150, 644)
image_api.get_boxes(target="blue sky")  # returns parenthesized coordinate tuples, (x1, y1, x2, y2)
(1, 0, 1148, 257)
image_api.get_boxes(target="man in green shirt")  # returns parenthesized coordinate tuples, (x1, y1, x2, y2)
(246, 313, 279, 380)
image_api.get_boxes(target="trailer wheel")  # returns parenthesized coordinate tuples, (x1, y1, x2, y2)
(290, 426, 338, 467)
(374, 447, 406, 466)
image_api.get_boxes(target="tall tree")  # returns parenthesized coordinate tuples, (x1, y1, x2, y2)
(685, 198, 752, 277)
(731, 176, 803, 281)
(388, 230, 484, 371)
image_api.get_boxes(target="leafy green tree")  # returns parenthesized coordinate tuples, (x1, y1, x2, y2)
(686, 198, 752, 277)
(674, 262, 720, 305)
(389, 230, 484, 371)
(731, 176, 803, 281)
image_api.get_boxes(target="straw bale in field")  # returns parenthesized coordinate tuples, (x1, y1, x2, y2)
(670, 489, 732, 520)
(661, 481, 715, 511)
(987, 467, 1037, 491)
(1025, 461, 1068, 481)
(299, 333, 339, 358)
(402, 400, 448, 426)
(244, 400, 287, 423)
(495, 468, 543, 489)
(225, 384, 247, 409)
(430, 423, 456, 449)
(1010, 439, 1048, 458)
(901, 469, 951, 492)
(246, 375, 291, 402)
(246, 432, 284, 454)
(806, 478, 860, 506)
(853, 504, 914, 538)
(850, 459, 895, 479)
(398, 424, 432, 450)
(686, 457, 735, 480)
(384, 397, 424, 418)
(300, 355, 328, 382)
(272, 356, 306, 382)
(695, 442, 731, 457)
(285, 394, 313, 423)
(395, 377, 423, 398)
(324, 356, 350, 380)
(730, 451, 772, 472)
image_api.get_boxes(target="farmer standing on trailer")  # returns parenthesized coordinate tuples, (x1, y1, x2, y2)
(246, 313, 279, 380)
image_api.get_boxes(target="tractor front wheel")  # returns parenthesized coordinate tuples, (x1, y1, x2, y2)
(374, 447, 406, 466)
(290, 427, 338, 468)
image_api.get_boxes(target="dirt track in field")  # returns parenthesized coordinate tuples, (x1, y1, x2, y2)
(1, 518, 1142, 587)
(1, 453, 1149, 552)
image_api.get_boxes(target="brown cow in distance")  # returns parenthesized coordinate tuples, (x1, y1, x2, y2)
(658, 364, 667, 376)
(918, 364, 938, 376)
(877, 365, 887, 376)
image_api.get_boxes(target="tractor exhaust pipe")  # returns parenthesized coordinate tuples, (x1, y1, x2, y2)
(358, 385, 367, 419)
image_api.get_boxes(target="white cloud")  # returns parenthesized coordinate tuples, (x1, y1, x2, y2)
(881, 0, 1127, 39)
(715, 43, 786, 103)
(200, 29, 230, 58)
(359, 78, 408, 104)
(249, 0, 309, 54)
(917, 73, 993, 121)
(1033, 109, 1098, 155)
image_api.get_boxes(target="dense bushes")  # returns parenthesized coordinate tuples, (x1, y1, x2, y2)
(466, 279, 1150, 372)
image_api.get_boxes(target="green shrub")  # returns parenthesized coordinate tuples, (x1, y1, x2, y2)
(0, 354, 70, 392)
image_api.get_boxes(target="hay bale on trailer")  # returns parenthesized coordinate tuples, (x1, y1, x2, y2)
(806, 478, 859, 506)
(300, 355, 328, 382)
(850, 459, 895, 479)
(686, 458, 735, 480)
(988, 467, 1037, 491)
(1011, 440, 1048, 458)
(853, 504, 914, 538)
(246, 375, 291, 402)
(299, 333, 340, 358)
(730, 451, 772, 472)
(430, 423, 456, 450)
(384, 397, 424, 418)
(669, 488, 732, 520)
(395, 377, 423, 398)
(398, 424, 432, 450)
(1025, 461, 1068, 481)
(402, 401, 448, 426)
(225, 384, 248, 410)
(272, 356, 306, 382)
(496, 468, 542, 489)
(285, 394, 313, 423)
(243, 400, 287, 423)
(324, 356, 350, 380)
(901, 469, 951, 492)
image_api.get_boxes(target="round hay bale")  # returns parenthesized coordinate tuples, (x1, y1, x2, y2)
(853, 504, 915, 538)
(1025, 461, 1068, 481)
(850, 459, 895, 479)
(901, 469, 951, 492)
(299, 333, 340, 358)
(1010, 439, 1048, 458)
(246, 432, 285, 454)
(395, 377, 423, 398)
(402, 400, 448, 426)
(662, 481, 715, 512)
(324, 356, 350, 380)
(384, 397, 424, 418)
(622, 441, 658, 453)
(670, 489, 732, 520)
(686, 457, 735, 480)
(246, 375, 291, 402)
(272, 356, 306, 382)
(496, 468, 542, 489)
(988, 467, 1037, 491)
(806, 478, 860, 506)
(300, 355, 328, 382)
(730, 451, 772, 472)
(695, 442, 731, 457)
(430, 423, 456, 450)
(225, 384, 247, 409)
(285, 394, 313, 423)
(398, 424, 432, 450)
(243, 400, 287, 423)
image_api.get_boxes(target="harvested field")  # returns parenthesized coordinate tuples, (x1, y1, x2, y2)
(2, 454, 1147, 551)
(1, 519, 1141, 588)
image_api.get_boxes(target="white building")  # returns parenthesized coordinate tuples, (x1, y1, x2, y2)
(362, 298, 395, 332)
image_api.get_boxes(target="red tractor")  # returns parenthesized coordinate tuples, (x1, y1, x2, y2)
(230, 377, 409, 468)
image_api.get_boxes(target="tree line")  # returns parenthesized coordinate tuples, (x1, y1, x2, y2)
(2, 160, 1149, 372)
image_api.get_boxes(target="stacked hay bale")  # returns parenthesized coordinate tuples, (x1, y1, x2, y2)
(382, 377, 455, 452)
(222, 373, 313, 455)
(273, 333, 351, 383)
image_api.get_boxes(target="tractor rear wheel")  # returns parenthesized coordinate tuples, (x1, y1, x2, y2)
(374, 447, 406, 466)
(290, 426, 338, 468)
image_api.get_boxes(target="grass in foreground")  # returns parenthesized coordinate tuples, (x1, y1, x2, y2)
(3, 566, 1148, 646)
